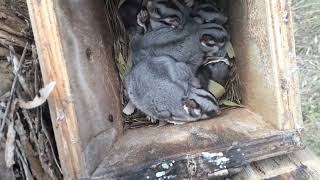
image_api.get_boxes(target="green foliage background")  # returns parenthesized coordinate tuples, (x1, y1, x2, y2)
(293, 0, 320, 155)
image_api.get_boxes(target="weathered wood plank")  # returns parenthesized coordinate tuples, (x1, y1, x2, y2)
(26, 0, 123, 179)
(229, 0, 302, 130)
(91, 109, 304, 179)
(26, 0, 84, 178)
(91, 129, 303, 179)
(233, 148, 320, 180)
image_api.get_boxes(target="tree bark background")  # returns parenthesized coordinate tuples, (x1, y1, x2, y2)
(0, 0, 32, 96)
(0, 142, 15, 180)
(0, 0, 32, 58)
(0, 0, 33, 179)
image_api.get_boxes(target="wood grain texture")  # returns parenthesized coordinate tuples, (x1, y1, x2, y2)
(26, 0, 123, 179)
(266, 0, 303, 130)
(233, 148, 320, 180)
(26, 0, 83, 178)
(92, 109, 304, 179)
(229, 0, 302, 130)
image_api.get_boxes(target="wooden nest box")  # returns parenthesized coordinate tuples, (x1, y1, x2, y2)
(26, 0, 303, 179)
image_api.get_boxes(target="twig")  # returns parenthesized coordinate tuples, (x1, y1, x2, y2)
(40, 107, 63, 174)
(15, 140, 35, 180)
(0, 91, 10, 102)
(16, 154, 26, 179)
(0, 24, 26, 38)
(21, 109, 39, 148)
(18, 75, 33, 99)
(32, 45, 39, 96)
(0, 43, 28, 138)
(9, 46, 33, 99)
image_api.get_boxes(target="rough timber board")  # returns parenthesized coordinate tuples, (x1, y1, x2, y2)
(233, 148, 320, 180)
(26, 0, 123, 178)
(26, 0, 83, 178)
(91, 108, 304, 179)
(229, 0, 302, 130)
(91, 130, 303, 179)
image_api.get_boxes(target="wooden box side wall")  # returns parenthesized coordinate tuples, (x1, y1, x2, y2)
(228, 0, 302, 130)
(26, 0, 123, 178)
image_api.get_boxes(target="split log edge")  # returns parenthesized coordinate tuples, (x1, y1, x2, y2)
(91, 130, 303, 179)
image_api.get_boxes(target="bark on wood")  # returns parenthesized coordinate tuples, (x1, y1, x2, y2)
(0, 60, 13, 97)
(0, 2, 32, 58)
(0, 142, 15, 180)
(0, 2, 31, 178)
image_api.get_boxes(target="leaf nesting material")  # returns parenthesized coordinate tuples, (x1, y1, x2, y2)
(208, 80, 225, 99)
(5, 121, 16, 168)
(123, 101, 135, 115)
(225, 41, 235, 58)
(223, 62, 242, 104)
(18, 81, 56, 109)
(204, 58, 230, 66)
(220, 100, 244, 108)
(116, 53, 127, 81)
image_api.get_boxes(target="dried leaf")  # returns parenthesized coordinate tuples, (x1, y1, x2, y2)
(225, 41, 235, 58)
(208, 80, 225, 99)
(18, 75, 33, 98)
(18, 81, 56, 109)
(8, 46, 19, 73)
(116, 53, 127, 81)
(15, 141, 34, 180)
(123, 101, 135, 115)
(220, 100, 244, 108)
(125, 51, 133, 75)
(224, 63, 242, 104)
(5, 121, 16, 168)
(15, 114, 27, 144)
(204, 58, 230, 66)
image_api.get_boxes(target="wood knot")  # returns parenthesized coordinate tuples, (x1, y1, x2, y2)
(85, 48, 93, 62)
(108, 114, 114, 122)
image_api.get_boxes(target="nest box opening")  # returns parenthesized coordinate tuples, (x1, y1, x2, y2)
(90, 0, 303, 177)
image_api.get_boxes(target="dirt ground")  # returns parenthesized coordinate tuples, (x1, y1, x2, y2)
(293, 0, 320, 156)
